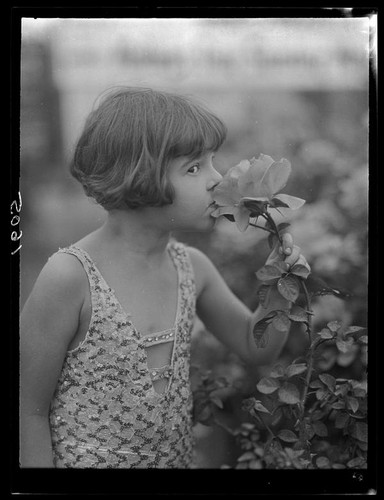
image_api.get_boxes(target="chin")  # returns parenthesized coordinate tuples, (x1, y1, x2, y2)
(195, 216, 218, 233)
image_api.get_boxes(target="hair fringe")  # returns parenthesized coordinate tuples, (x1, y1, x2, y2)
(70, 86, 227, 210)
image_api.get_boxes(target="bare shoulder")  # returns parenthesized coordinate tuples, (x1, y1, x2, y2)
(22, 251, 88, 321)
(20, 251, 90, 420)
(34, 251, 87, 297)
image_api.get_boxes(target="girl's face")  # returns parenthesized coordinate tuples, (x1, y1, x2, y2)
(159, 151, 223, 232)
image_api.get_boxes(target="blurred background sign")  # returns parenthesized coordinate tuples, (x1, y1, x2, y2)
(21, 18, 369, 156)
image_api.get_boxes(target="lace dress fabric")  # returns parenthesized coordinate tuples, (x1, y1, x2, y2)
(49, 241, 196, 468)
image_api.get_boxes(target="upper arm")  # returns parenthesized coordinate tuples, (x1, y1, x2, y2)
(20, 252, 86, 417)
(187, 247, 254, 363)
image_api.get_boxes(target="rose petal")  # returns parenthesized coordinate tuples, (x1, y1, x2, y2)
(233, 205, 251, 231)
(210, 206, 238, 218)
(261, 158, 291, 197)
(212, 175, 242, 206)
(238, 156, 272, 197)
(228, 160, 250, 179)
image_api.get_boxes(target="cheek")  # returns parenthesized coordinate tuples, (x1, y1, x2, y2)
(171, 187, 200, 211)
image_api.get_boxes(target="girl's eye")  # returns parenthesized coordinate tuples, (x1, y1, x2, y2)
(187, 164, 200, 175)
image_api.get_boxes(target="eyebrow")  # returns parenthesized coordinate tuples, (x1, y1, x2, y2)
(175, 151, 215, 171)
(177, 155, 200, 170)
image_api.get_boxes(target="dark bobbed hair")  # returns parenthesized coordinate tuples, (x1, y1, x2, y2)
(70, 86, 227, 210)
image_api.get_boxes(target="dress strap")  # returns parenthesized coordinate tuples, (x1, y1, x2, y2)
(55, 245, 113, 307)
(57, 245, 96, 277)
(167, 241, 195, 290)
(57, 245, 113, 291)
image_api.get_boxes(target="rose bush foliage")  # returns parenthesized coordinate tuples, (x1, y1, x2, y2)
(193, 154, 367, 470)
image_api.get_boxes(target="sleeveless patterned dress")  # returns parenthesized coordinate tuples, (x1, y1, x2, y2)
(48, 241, 196, 468)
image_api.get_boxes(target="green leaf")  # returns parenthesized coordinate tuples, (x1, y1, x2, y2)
(305, 274, 352, 299)
(235, 462, 248, 469)
(351, 380, 367, 396)
(357, 441, 368, 451)
(334, 382, 349, 397)
(310, 409, 326, 421)
(327, 321, 342, 333)
(274, 261, 291, 273)
(277, 274, 300, 302)
(316, 388, 328, 400)
(309, 379, 324, 389)
(237, 451, 256, 462)
(289, 305, 310, 323)
(290, 264, 311, 279)
(347, 397, 359, 413)
(242, 422, 256, 431)
(271, 407, 283, 426)
(347, 457, 366, 468)
(344, 326, 367, 336)
(254, 400, 271, 413)
(248, 459, 263, 469)
(270, 364, 285, 378)
(256, 264, 284, 281)
(270, 197, 290, 209)
(278, 382, 301, 405)
(302, 421, 315, 440)
(210, 396, 224, 409)
(337, 349, 358, 367)
(252, 313, 276, 348)
(257, 284, 273, 308)
(351, 422, 367, 442)
(331, 401, 346, 410)
(277, 429, 299, 443)
(336, 338, 354, 353)
(257, 377, 280, 394)
(318, 328, 334, 339)
(312, 421, 328, 437)
(353, 387, 367, 398)
(272, 193, 305, 210)
(285, 363, 307, 378)
(319, 373, 336, 391)
(335, 411, 350, 429)
(284, 447, 305, 459)
(272, 311, 291, 332)
(332, 463, 346, 469)
(277, 222, 291, 232)
(241, 397, 257, 413)
(316, 456, 330, 469)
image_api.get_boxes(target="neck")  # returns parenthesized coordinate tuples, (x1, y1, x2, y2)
(99, 208, 171, 261)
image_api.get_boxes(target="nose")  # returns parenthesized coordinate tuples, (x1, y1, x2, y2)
(207, 167, 223, 191)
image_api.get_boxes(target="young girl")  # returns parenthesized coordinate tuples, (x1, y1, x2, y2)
(20, 86, 305, 469)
